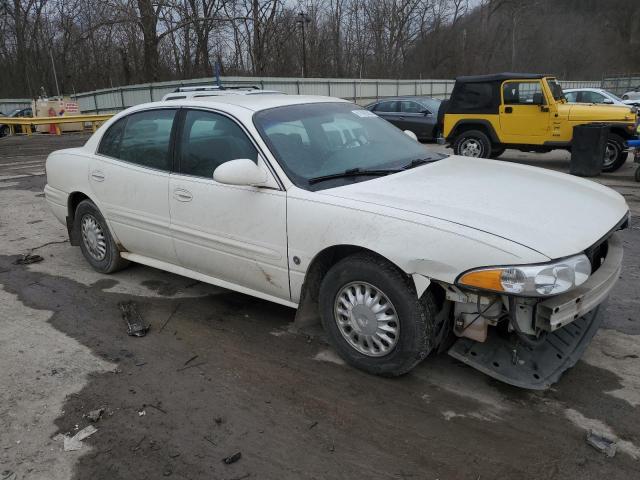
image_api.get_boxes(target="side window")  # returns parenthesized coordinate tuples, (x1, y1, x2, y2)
(374, 101, 398, 113)
(581, 91, 605, 104)
(453, 82, 494, 111)
(106, 109, 177, 170)
(502, 81, 543, 105)
(564, 91, 578, 102)
(179, 110, 258, 178)
(400, 101, 423, 113)
(97, 117, 127, 158)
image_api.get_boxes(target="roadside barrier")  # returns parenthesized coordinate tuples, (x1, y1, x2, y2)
(0, 114, 113, 136)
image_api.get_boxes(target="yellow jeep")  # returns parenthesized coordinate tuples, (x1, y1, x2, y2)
(441, 73, 638, 172)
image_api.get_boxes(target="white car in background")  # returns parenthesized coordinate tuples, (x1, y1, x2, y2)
(44, 95, 628, 389)
(564, 88, 640, 108)
(622, 86, 640, 101)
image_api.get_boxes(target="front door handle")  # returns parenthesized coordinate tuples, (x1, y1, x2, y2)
(505, 106, 513, 113)
(91, 170, 105, 182)
(173, 188, 193, 202)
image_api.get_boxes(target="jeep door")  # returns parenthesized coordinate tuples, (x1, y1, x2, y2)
(89, 108, 178, 264)
(499, 80, 550, 141)
(168, 108, 289, 300)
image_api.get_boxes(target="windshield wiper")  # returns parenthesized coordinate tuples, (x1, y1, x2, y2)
(402, 158, 433, 169)
(308, 167, 401, 185)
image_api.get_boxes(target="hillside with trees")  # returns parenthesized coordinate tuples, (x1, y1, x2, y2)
(1, 0, 639, 97)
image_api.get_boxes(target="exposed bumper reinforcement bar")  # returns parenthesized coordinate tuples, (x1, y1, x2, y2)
(535, 233, 623, 332)
(448, 301, 606, 389)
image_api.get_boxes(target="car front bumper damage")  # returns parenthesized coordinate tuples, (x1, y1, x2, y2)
(448, 233, 623, 390)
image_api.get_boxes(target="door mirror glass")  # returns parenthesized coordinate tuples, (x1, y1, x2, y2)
(213, 158, 268, 186)
(602, 98, 614, 104)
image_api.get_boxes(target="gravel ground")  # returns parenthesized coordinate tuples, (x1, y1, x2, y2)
(0, 133, 639, 480)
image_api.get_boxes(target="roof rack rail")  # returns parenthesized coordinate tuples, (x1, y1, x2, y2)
(172, 85, 260, 93)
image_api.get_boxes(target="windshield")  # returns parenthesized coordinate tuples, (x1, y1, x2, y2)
(605, 90, 624, 102)
(546, 78, 566, 102)
(253, 102, 443, 190)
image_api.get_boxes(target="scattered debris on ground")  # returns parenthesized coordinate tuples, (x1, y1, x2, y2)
(1, 470, 17, 480)
(85, 407, 105, 423)
(13, 253, 43, 265)
(138, 408, 146, 417)
(223, 451, 242, 465)
(119, 301, 150, 337)
(586, 430, 617, 457)
(63, 425, 98, 451)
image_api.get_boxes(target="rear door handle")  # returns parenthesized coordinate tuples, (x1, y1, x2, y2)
(173, 188, 193, 202)
(91, 170, 105, 182)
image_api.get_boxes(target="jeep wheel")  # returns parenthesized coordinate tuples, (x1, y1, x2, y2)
(318, 252, 437, 377)
(603, 134, 627, 172)
(453, 130, 491, 158)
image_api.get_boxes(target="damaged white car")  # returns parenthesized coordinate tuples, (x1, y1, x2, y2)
(44, 95, 628, 389)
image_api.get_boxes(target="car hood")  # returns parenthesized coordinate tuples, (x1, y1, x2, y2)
(562, 103, 636, 121)
(318, 156, 628, 259)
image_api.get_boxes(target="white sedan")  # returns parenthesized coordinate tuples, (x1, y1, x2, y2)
(44, 95, 628, 389)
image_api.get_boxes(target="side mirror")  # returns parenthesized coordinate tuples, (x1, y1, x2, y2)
(403, 130, 418, 142)
(213, 159, 268, 186)
(602, 99, 614, 104)
(420, 109, 431, 116)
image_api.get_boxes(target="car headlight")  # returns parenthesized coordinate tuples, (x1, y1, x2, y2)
(456, 254, 591, 297)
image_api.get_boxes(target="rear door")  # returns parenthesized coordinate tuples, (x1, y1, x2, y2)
(89, 108, 178, 264)
(499, 80, 550, 141)
(168, 108, 289, 300)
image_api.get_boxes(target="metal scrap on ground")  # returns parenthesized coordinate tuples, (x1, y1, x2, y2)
(63, 425, 98, 451)
(119, 301, 150, 337)
(586, 430, 617, 457)
(13, 253, 43, 265)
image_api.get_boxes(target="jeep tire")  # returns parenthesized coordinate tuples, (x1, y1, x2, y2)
(453, 130, 491, 158)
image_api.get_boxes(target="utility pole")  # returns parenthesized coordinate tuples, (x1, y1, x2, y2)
(297, 12, 311, 78)
(49, 48, 61, 98)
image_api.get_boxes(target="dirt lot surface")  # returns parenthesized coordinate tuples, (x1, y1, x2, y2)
(1, 133, 639, 480)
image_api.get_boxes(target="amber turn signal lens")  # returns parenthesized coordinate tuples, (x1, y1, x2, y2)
(458, 269, 504, 292)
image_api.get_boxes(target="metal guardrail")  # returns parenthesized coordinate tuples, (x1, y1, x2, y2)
(1, 114, 113, 136)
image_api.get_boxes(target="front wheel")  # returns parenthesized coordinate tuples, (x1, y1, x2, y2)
(490, 147, 506, 159)
(452, 130, 491, 158)
(602, 134, 628, 172)
(318, 253, 437, 376)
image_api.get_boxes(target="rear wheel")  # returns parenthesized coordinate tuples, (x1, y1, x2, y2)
(453, 130, 491, 158)
(75, 199, 129, 273)
(319, 252, 438, 376)
(602, 134, 627, 172)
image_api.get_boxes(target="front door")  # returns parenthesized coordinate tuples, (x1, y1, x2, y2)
(168, 109, 289, 300)
(499, 80, 550, 141)
(89, 108, 178, 264)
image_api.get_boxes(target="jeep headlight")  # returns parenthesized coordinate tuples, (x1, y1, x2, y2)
(457, 254, 591, 297)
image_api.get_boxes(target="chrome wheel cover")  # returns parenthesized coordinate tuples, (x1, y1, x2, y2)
(603, 141, 619, 168)
(81, 214, 107, 261)
(459, 138, 482, 157)
(334, 281, 400, 357)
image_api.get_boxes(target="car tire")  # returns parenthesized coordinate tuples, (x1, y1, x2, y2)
(0, 126, 8, 138)
(453, 130, 491, 158)
(490, 147, 506, 159)
(75, 199, 129, 274)
(635, 167, 640, 183)
(318, 252, 437, 377)
(602, 134, 627, 173)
